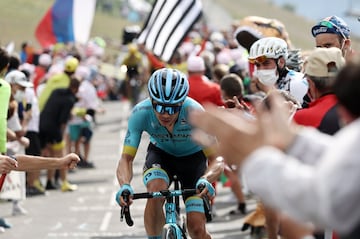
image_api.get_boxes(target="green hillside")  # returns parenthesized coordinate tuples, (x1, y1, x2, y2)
(0, 0, 358, 54)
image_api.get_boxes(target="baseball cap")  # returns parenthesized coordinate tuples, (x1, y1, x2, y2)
(187, 55, 205, 72)
(304, 47, 345, 77)
(64, 57, 79, 73)
(311, 16, 350, 39)
(5, 70, 33, 87)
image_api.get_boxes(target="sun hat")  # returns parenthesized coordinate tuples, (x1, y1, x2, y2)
(304, 47, 345, 77)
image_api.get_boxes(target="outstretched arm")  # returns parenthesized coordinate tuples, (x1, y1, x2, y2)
(12, 153, 80, 171)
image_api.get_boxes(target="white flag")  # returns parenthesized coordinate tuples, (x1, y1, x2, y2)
(138, 0, 202, 62)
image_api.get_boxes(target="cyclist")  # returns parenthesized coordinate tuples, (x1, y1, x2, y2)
(248, 37, 308, 106)
(121, 43, 144, 106)
(115, 68, 224, 239)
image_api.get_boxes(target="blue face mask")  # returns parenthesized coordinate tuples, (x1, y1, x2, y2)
(152, 102, 182, 115)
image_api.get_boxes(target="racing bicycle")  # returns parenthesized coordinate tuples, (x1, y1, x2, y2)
(120, 176, 211, 239)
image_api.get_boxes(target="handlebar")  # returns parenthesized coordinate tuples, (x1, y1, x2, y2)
(120, 188, 198, 226)
(120, 190, 134, 226)
(133, 189, 197, 200)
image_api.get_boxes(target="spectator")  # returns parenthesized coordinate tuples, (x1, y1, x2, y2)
(293, 47, 345, 239)
(5, 70, 32, 216)
(5, 70, 45, 197)
(0, 47, 12, 231)
(212, 63, 229, 84)
(219, 73, 247, 215)
(189, 58, 360, 239)
(67, 65, 101, 168)
(19, 42, 35, 64)
(33, 53, 52, 93)
(294, 47, 344, 134)
(187, 55, 224, 106)
(37, 56, 79, 190)
(38, 56, 79, 111)
(311, 15, 355, 61)
(39, 77, 80, 192)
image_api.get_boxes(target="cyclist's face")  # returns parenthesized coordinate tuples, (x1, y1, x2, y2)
(154, 111, 179, 127)
(152, 101, 182, 127)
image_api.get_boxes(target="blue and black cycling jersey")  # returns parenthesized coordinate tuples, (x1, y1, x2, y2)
(122, 97, 213, 157)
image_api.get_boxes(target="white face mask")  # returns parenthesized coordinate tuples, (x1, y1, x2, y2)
(254, 68, 278, 86)
(14, 90, 26, 102)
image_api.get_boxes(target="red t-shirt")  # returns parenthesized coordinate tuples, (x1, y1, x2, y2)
(188, 74, 224, 106)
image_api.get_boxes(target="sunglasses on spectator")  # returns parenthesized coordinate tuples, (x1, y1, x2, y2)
(248, 55, 268, 65)
(318, 20, 347, 39)
(152, 101, 182, 115)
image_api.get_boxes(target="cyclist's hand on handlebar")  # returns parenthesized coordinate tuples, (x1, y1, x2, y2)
(196, 178, 215, 199)
(115, 184, 134, 206)
(117, 184, 135, 226)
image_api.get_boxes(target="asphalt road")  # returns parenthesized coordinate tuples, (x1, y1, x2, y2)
(0, 100, 256, 239)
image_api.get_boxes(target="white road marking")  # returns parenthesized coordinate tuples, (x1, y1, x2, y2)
(99, 211, 112, 231)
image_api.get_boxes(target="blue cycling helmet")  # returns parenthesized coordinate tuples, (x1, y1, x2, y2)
(148, 68, 189, 104)
(311, 16, 350, 39)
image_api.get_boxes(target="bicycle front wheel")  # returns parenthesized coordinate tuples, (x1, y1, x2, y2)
(161, 224, 182, 239)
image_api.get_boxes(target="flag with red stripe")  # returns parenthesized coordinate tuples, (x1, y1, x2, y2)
(35, 0, 96, 48)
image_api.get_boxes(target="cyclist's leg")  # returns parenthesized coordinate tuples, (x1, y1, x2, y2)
(178, 151, 211, 239)
(185, 197, 211, 239)
(144, 177, 168, 237)
(143, 144, 172, 239)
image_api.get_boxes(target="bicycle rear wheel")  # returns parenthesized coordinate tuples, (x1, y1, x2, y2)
(161, 224, 182, 239)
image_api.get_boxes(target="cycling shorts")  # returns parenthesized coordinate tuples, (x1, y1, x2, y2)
(143, 143, 207, 200)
